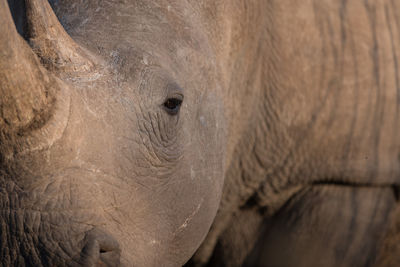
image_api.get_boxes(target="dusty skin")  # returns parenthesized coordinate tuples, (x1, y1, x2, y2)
(1, 0, 400, 266)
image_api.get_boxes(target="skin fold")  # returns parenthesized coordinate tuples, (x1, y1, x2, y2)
(0, 0, 400, 266)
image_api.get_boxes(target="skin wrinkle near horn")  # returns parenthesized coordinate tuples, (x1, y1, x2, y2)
(3, 82, 71, 161)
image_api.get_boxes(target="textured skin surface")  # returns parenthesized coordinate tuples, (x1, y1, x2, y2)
(188, 1, 400, 266)
(0, 0, 400, 266)
(377, 203, 400, 267)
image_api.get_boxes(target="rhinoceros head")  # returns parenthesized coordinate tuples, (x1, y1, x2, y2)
(0, 0, 228, 265)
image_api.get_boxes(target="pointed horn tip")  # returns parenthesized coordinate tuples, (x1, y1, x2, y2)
(26, 0, 96, 74)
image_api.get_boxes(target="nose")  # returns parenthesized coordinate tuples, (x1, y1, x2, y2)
(79, 228, 121, 267)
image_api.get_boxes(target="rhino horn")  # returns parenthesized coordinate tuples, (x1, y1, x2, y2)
(0, 0, 59, 135)
(25, 0, 94, 72)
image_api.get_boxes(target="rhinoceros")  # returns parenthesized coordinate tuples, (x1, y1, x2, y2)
(1, 0, 400, 266)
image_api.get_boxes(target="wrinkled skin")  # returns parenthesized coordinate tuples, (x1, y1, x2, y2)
(1, 0, 400, 267)
(1, 0, 227, 266)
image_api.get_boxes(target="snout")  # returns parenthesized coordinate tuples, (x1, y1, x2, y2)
(79, 228, 121, 267)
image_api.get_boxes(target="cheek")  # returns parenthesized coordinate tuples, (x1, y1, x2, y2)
(97, 91, 226, 265)
(186, 90, 226, 192)
(162, 90, 227, 254)
(95, 165, 222, 265)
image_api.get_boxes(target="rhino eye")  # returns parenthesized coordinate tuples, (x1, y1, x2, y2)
(163, 97, 183, 115)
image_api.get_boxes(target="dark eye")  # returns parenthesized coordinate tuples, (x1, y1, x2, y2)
(163, 97, 183, 115)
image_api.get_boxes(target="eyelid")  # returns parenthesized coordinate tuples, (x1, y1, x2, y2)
(167, 92, 184, 101)
(165, 83, 184, 100)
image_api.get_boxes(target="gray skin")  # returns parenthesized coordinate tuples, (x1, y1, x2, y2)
(1, 0, 400, 267)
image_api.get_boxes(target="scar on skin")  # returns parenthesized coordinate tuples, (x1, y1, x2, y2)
(175, 198, 204, 234)
(142, 55, 149, 65)
(190, 167, 195, 179)
(150, 239, 161, 245)
(199, 116, 206, 126)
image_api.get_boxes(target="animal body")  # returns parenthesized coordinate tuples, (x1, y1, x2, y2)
(1, 0, 400, 266)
